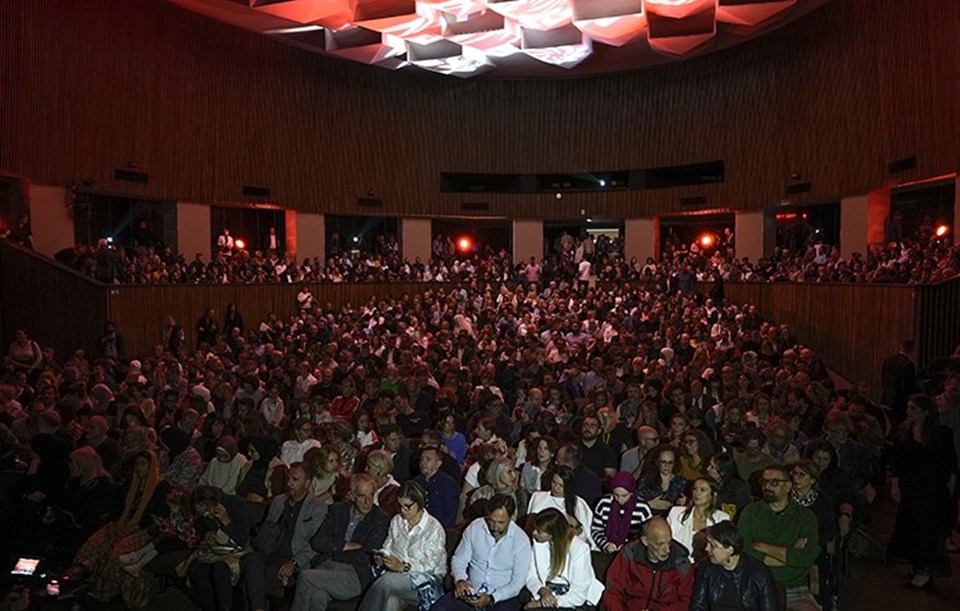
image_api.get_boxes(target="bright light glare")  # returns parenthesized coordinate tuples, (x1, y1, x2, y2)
(234, 239, 246, 250)
(935, 224, 949, 238)
(699, 233, 714, 248)
(457, 237, 472, 252)
(353, 236, 360, 243)
(599, 180, 606, 187)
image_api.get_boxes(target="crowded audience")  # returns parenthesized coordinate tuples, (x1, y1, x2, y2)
(1, 273, 959, 611)
(26, 224, 960, 286)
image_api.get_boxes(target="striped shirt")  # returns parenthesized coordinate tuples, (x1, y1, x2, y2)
(590, 495, 652, 550)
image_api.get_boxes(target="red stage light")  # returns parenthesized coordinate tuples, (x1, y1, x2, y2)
(935, 224, 949, 238)
(457, 237, 472, 252)
(234, 238, 246, 250)
(699, 233, 715, 248)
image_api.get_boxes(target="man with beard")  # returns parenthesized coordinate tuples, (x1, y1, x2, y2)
(434, 494, 531, 611)
(738, 466, 819, 611)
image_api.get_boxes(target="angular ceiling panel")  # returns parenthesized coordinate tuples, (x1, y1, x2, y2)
(170, 0, 833, 77)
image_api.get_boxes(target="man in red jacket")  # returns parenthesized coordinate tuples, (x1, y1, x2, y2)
(603, 516, 695, 611)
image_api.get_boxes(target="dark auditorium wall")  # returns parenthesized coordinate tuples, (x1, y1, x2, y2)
(0, 0, 957, 221)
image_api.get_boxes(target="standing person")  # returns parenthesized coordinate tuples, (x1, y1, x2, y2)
(196, 309, 219, 347)
(690, 521, 779, 611)
(525, 508, 605, 610)
(603, 516, 695, 611)
(434, 494, 531, 611)
(881, 339, 919, 425)
(738, 466, 820, 611)
(359, 482, 447, 611)
(291, 474, 389, 611)
(886, 394, 957, 589)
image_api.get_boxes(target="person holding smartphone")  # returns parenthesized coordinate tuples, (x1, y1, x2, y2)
(359, 481, 446, 611)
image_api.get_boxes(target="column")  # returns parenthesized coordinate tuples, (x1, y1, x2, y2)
(177, 202, 211, 261)
(27, 183, 72, 257)
(734, 210, 768, 262)
(401, 218, 431, 264)
(840, 194, 870, 259)
(624, 218, 657, 263)
(296, 212, 324, 262)
(513, 220, 543, 262)
(866, 186, 891, 248)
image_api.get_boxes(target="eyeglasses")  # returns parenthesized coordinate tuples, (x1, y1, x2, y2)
(762, 478, 790, 487)
(398, 502, 416, 512)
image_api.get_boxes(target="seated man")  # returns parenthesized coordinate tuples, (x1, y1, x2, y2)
(738, 466, 820, 611)
(291, 473, 389, 611)
(690, 520, 779, 611)
(414, 445, 459, 528)
(243, 463, 328, 611)
(434, 494, 531, 611)
(603, 516, 695, 611)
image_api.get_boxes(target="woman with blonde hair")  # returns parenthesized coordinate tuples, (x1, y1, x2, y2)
(525, 508, 604, 610)
(304, 446, 349, 504)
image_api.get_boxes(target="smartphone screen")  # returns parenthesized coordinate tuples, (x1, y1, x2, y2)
(11, 558, 39, 576)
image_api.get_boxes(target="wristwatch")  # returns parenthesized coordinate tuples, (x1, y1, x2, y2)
(403, 561, 411, 573)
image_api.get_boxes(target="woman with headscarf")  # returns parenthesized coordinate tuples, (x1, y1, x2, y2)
(72, 449, 170, 607)
(197, 435, 248, 495)
(160, 426, 204, 488)
(236, 435, 287, 502)
(591, 471, 653, 554)
(466, 455, 528, 523)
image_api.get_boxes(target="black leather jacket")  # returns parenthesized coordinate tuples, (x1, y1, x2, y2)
(690, 554, 781, 611)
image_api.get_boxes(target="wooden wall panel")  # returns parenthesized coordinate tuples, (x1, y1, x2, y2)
(0, 241, 107, 360)
(915, 278, 960, 370)
(725, 282, 917, 396)
(1, 0, 957, 222)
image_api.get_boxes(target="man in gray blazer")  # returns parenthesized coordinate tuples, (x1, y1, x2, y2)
(243, 463, 327, 611)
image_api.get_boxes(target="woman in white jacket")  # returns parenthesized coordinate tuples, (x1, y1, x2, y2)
(525, 508, 604, 610)
(527, 465, 595, 550)
(666, 477, 730, 562)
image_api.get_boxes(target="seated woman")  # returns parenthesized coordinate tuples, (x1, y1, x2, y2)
(636, 444, 688, 516)
(525, 508, 604, 610)
(467, 456, 529, 523)
(236, 435, 287, 502)
(679, 429, 715, 481)
(304, 446, 350, 504)
(528, 465, 595, 550)
(591, 471, 652, 554)
(520, 435, 558, 495)
(706, 452, 751, 521)
(359, 481, 447, 611)
(185, 485, 252, 611)
(790, 459, 838, 601)
(42, 447, 115, 556)
(72, 449, 170, 608)
(159, 425, 204, 488)
(118, 486, 200, 577)
(666, 477, 730, 562)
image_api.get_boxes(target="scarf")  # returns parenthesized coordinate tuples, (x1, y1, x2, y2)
(119, 450, 160, 528)
(605, 471, 638, 546)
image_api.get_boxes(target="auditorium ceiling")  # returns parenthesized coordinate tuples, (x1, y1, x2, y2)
(171, 0, 832, 78)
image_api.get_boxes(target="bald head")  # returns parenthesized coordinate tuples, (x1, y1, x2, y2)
(642, 517, 673, 563)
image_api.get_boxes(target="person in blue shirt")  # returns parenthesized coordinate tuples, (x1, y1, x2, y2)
(433, 494, 532, 611)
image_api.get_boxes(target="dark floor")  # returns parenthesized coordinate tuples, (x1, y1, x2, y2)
(25, 496, 960, 611)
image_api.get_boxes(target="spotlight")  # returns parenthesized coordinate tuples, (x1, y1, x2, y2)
(699, 233, 715, 249)
(457, 237, 472, 252)
(935, 224, 949, 238)
(106, 237, 114, 244)
(353, 236, 360, 243)
(556, 193, 562, 200)
(599, 180, 606, 187)
(234, 239, 246, 250)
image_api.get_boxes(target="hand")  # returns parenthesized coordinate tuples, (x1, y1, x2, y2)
(793, 537, 808, 550)
(212, 503, 231, 526)
(343, 542, 362, 551)
(538, 586, 558, 607)
(454, 580, 475, 599)
(25, 491, 46, 503)
(277, 560, 296, 582)
(204, 532, 218, 544)
(603, 542, 621, 553)
(838, 514, 852, 537)
(469, 593, 492, 608)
